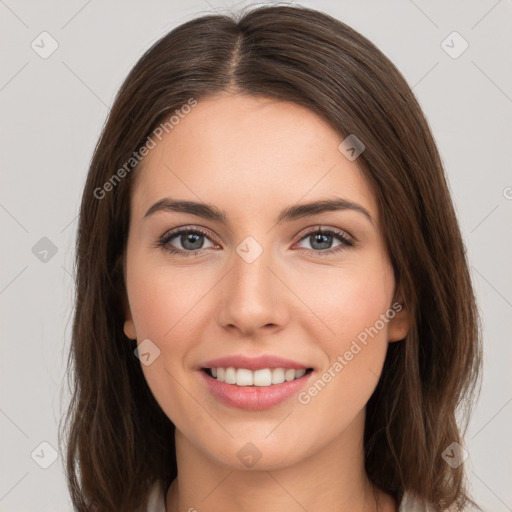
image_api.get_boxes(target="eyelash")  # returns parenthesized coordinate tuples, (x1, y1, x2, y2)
(155, 225, 354, 258)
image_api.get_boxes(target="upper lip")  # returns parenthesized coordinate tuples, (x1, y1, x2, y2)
(199, 355, 313, 371)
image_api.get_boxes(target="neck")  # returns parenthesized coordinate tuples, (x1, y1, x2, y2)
(165, 410, 396, 512)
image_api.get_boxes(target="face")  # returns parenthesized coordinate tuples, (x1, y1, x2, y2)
(123, 93, 409, 470)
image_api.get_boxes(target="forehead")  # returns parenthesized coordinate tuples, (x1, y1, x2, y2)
(131, 93, 377, 224)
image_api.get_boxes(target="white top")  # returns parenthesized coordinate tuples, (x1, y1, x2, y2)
(145, 480, 438, 511)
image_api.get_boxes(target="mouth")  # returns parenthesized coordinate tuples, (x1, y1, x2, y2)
(199, 366, 315, 410)
(201, 367, 314, 387)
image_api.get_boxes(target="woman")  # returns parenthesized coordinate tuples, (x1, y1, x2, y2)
(60, 5, 483, 511)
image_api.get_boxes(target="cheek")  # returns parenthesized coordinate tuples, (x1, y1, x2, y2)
(125, 256, 214, 423)
(298, 261, 394, 347)
(126, 252, 213, 341)
(294, 262, 393, 408)
(336, 278, 391, 347)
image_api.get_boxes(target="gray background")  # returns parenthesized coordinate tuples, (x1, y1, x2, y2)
(1, 0, 511, 510)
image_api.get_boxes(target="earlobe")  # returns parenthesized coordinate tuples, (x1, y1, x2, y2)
(124, 318, 137, 340)
(123, 296, 137, 340)
(387, 303, 410, 343)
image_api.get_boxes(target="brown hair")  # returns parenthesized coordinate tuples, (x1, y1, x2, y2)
(59, 4, 483, 511)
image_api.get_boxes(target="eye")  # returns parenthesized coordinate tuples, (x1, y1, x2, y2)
(155, 225, 354, 258)
(156, 227, 217, 257)
(295, 226, 354, 255)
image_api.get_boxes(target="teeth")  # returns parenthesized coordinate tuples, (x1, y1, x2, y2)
(208, 367, 308, 386)
(271, 368, 285, 384)
(237, 368, 254, 386)
(285, 368, 296, 381)
(225, 367, 237, 384)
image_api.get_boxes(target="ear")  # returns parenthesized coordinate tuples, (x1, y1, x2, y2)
(387, 304, 410, 342)
(122, 294, 137, 340)
(387, 290, 411, 343)
(120, 252, 137, 340)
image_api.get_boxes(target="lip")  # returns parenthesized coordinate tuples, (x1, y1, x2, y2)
(199, 355, 312, 371)
(198, 368, 314, 410)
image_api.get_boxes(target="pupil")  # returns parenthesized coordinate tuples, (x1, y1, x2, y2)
(312, 232, 331, 250)
(182, 233, 203, 250)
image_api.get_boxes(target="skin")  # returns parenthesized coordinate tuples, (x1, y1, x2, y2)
(123, 93, 410, 512)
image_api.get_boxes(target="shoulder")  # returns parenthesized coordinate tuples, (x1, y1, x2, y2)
(399, 491, 437, 511)
(146, 480, 166, 512)
(145, 483, 483, 512)
(399, 491, 484, 512)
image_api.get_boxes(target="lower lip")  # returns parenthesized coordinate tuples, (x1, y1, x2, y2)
(199, 370, 314, 410)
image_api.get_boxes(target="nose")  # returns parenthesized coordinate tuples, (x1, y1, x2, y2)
(216, 245, 290, 338)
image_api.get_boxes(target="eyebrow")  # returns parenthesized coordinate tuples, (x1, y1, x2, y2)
(143, 197, 373, 226)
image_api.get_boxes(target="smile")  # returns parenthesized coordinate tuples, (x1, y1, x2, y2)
(199, 367, 315, 410)
(204, 367, 313, 386)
